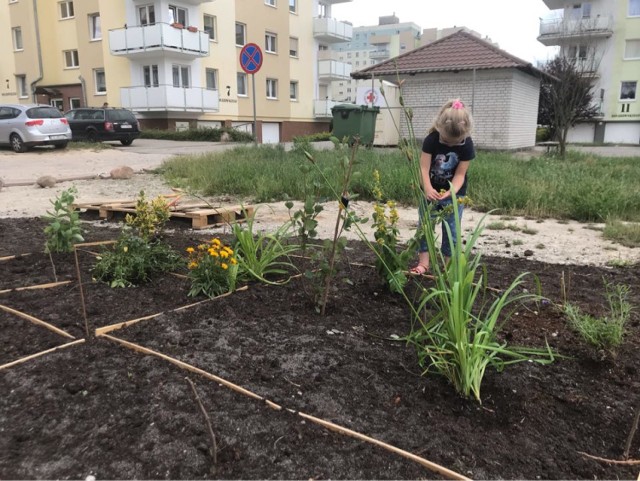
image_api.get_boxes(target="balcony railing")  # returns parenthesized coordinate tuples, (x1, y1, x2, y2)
(313, 17, 353, 43)
(369, 49, 390, 60)
(120, 85, 219, 112)
(318, 60, 351, 81)
(314, 99, 340, 118)
(109, 23, 210, 58)
(538, 15, 613, 45)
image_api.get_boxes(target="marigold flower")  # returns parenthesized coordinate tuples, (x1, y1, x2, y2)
(221, 263, 228, 270)
(210, 250, 219, 257)
(211, 238, 221, 246)
(186, 247, 195, 253)
(230, 258, 238, 265)
(220, 250, 229, 258)
(188, 261, 198, 269)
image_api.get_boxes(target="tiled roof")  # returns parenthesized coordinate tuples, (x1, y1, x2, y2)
(352, 30, 544, 79)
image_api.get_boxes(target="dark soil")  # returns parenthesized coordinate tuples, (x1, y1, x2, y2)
(1, 218, 639, 480)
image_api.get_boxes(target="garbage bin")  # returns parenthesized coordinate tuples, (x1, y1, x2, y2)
(330, 104, 380, 146)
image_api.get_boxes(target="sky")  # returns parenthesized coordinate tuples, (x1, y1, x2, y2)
(330, 0, 559, 65)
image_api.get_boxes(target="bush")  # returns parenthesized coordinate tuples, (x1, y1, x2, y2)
(141, 127, 254, 143)
(42, 187, 84, 253)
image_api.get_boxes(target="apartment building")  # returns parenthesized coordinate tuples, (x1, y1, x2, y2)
(2, 0, 354, 143)
(538, 0, 640, 144)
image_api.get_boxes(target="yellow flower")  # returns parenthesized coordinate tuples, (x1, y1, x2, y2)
(230, 258, 237, 265)
(198, 244, 206, 250)
(210, 250, 219, 257)
(123, 246, 128, 253)
(188, 261, 198, 269)
(186, 247, 195, 253)
(221, 263, 228, 270)
(220, 250, 229, 258)
(211, 238, 221, 246)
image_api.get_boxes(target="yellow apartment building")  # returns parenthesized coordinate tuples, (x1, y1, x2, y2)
(1, 0, 354, 143)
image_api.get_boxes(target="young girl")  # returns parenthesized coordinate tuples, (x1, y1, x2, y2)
(411, 99, 475, 274)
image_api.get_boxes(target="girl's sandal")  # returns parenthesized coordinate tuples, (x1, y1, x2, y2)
(409, 264, 429, 275)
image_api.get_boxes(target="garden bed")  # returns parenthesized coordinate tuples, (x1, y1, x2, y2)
(1, 218, 638, 479)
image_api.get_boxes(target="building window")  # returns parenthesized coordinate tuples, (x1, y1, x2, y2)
(139, 5, 155, 25)
(12, 27, 23, 51)
(630, 0, 640, 16)
(70, 97, 81, 109)
(172, 65, 190, 88)
(51, 98, 64, 111)
(94, 69, 106, 93)
(203, 14, 216, 40)
(289, 37, 298, 57)
(237, 72, 248, 96)
(89, 14, 101, 40)
(143, 65, 159, 87)
(568, 44, 588, 59)
(16, 75, 28, 98)
(624, 39, 640, 59)
(289, 81, 298, 100)
(206, 68, 218, 90)
(265, 32, 277, 53)
(236, 23, 246, 46)
(620, 81, 637, 100)
(64, 50, 79, 68)
(289, 0, 296, 13)
(59, 1, 74, 19)
(169, 5, 187, 25)
(265, 0, 276, 6)
(266, 78, 278, 99)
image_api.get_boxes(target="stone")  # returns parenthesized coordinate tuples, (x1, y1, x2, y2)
(110, 166, 134, 180)
(220, 131, 232, 142)
(36, 175, 57, 188)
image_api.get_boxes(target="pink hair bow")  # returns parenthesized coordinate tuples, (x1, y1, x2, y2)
(452, 100, 464, 110)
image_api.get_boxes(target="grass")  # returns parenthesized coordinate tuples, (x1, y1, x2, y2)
(603, 219, 640, 248)
(159, 145, 640, 223)
(68, 141, 113, 151)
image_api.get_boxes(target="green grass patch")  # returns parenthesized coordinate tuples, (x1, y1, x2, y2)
(603, 220, 640, 248)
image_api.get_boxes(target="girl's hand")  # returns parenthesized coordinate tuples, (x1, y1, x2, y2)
(439, 189, 451, 200)
(425, 187, 442, 202)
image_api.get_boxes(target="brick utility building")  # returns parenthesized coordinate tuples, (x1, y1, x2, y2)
(352, 30, 547, 150)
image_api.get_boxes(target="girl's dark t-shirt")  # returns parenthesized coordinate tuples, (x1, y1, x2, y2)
(422, 131, 475, 196)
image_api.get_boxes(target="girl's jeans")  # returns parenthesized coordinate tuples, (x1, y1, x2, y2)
(417, 197, 464, 257)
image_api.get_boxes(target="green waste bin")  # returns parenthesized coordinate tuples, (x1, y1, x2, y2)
(331, 104, 380, 146)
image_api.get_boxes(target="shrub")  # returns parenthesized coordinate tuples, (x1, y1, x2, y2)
(140, 127, 254, 143)
(125, 191, 170, 241)
(43, 187, 84, 253)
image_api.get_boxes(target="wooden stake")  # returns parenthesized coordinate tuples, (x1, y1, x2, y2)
(0, 253, 31, 262)
(186, 377, 218, 472)
(578, 451, 640, 465)
(624, 403, 640, 460)
(0, 304, 75, 339)
(0, 280, 72, 295)
(73, 246, 92, 340)
(0, 339, 85, 371)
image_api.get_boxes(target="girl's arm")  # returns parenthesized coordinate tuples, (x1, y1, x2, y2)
(420, 151, 441, 201)
(440, 160, 470, 199)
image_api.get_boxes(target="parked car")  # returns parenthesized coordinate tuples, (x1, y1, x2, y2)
(64, 107, 141, 146)
(0, 104, 72, 153)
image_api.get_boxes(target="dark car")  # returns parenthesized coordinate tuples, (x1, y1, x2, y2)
(64, 107, 140, 146)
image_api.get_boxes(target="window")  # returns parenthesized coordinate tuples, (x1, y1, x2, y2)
(203, 14, 216, 40)
(70, 97, 81, 109)
(289, 0, 296, 13)
(624, 39, 640, 59)
(265, 32, 277, 53)
(289, 81, 298, 100)
(206, 68, 218, 90)
(12, 27, 23, 51)
(16, 75, 28, 98)
(143, 65, 159, 87)
(64, 50, 79, 68)
(237, 72, 248, 96)
(139, 5, 155, 25)
(94, 69, 106, 93)
(172, 65, 190, 88)
(568, 44, 588, 59)
(620, 81, 637, 100)
(50, 99, 64, 111)
(169, 5, 187, 25)
(266, 78, 278, 99)
(89, 14, 101, 40)
(265, 0, 276, 6)
(59, 1, 74, 19)
(235, 23, 246, 46)
(630, 0, 640, 16)
(289, 37, 298, 57)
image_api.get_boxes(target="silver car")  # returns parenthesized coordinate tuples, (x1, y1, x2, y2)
(0, 104, 72, 153)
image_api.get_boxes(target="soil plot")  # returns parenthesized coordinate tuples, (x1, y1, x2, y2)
(0, 218, 639, 480)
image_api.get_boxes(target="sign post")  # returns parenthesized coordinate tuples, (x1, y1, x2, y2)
(239, 43, 263, 143)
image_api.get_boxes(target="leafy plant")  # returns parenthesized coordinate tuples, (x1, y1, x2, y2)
(43, 187, 84, 253)
(232, 208, 298, 285)
(564, 281, 632, 352)
(92, 232, 181, 287)
(186, 238, 239, 298)
(125, 191, 171, 241)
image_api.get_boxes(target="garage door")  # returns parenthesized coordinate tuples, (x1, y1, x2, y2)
(262, 122, 280, 144)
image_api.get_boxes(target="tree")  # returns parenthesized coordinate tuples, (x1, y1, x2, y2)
(538, 56, 601, 157)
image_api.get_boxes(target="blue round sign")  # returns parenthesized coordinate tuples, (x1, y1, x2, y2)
(240, 43, 263, 74)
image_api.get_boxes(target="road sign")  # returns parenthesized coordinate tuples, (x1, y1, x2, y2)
(240, 43, 263, 75)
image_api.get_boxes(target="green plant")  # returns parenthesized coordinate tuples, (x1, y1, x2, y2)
(564, 281, 632, 352)
(92, 232, 181, 287)
(186, 238, 239, 298)
(43, 187, 84, 253)
(285, 162, 324, 252)
(232, 208, 298, 285)
(125, 191, 171, 240)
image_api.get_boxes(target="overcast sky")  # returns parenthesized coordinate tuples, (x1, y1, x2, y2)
(331, 0, 559, 64)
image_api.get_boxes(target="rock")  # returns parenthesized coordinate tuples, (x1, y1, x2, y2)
(36, 175, 57, 188)
(0, 178, 3, 191)
(110, 166, 134, 179)
(524, 249, 534, 257)
(220, 131, 231, 142)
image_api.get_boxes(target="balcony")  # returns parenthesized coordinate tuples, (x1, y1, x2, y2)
(120, 85, 219, 112)
(538, 15, 613, 46)
(317, 50, 352, 81)
(109, 23, 210, 59)
(314, 99, 340, 118)
(313, 17, 353, 43)
(541, 0, 573, 9)
(369, 49, 390, 60)
(320, 0, 353, 3)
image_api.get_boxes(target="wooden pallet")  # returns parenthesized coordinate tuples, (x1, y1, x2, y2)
(73, 197, 254, 230)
